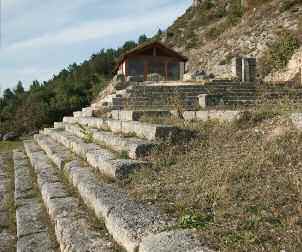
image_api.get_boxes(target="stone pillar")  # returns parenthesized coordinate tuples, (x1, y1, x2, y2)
(180, 62, 185, 81)
(300, 56, 302, 85)
(198, 94, 208, 109)
(232, 57, 257, 82)
(245, 58, 257, 82)
(232, 57, 243, 81)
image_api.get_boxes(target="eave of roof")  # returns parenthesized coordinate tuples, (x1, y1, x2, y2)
(114, 41, 188, 73)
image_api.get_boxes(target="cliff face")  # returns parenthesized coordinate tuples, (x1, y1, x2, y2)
(162, 0, 302, 81)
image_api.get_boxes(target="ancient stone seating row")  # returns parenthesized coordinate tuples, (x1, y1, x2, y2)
(0, 154, 16, 251)
(7, 114, 213, 251)
(114, 82, 259, 110)
(111, 110, 241, 122)
(62, 116, 181, 141)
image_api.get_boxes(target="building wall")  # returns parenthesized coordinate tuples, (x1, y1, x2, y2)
(125, 55, 185, 81)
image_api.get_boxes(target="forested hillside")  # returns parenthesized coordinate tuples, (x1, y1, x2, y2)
(0, 35, 149, 136)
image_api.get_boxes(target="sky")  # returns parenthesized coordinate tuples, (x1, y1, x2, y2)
(0, 0, 191, 91)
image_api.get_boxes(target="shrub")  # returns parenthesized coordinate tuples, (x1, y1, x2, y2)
(280, 0, 301, 12)
(179, 212, 214, 229)
(270, 31, 300, 70)
(226, 0, 244, 26)
(206, 26, 225, 40)
(260, 30, 300, 77)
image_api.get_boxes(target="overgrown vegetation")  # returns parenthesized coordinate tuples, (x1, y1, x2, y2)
(280, 0, 301, 12)
(260, 30, 300, 77)
(165, 0, 248, 47)
(122, 99, 302, 251)
(0, 141, 22, 153)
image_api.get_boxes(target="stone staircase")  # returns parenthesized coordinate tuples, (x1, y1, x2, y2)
(1, 112, 213, 251)
(206, 81, 258, 106)
(88, 81, 302, 113)
(109, 81, 259, 110)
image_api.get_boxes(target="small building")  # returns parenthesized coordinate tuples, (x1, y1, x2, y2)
(114, 41, 188, 81)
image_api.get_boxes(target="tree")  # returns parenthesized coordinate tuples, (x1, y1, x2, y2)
(3, 88, 14, 101)
(138, 34, 148, 44)
(14, 81, 25, 95)
(122, 41, 137, 53)
(30, 80, 41, 92)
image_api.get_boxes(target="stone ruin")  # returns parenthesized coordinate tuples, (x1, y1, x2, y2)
(232, 57, 257, 82)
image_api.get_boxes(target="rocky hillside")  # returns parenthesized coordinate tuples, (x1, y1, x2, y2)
(162, 0, 302, 81)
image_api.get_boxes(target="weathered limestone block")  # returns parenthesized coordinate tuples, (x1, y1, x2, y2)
(65, 116, 182, 141)
(18, 232, 56, 252)
(53, 122, 64, 129)
(120, 121, 178, 141)
(107, 119, 123, 133)
(28, 136, 172, 252)
(23, 141, 116, 252)
(183, 111, 197, 121)
(0, 230, 15, 252)
(198, 94, 208, 109)
(63, 117, 78, 124)
(13, 150, 57, 252)
(35, 134, 74, 169)
(26, 138, 211, 252)
(139, 230, 214, 252)
(73, 111, 83, 118)
(43, 130, 144, 178)
(16, 198, 49, 238)
(81, 107, 94, 117)
(63, 160, 174, 252)
(111, 110, 172, 121)
(195, 111, 209, 121)
(64, 123, 155, 159)
(208, 110, 240, 122)
(0, 154, 16, 251)
(181, 110, 240, 122)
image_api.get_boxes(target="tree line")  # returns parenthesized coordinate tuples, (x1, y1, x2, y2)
(0, 34, 151, 136)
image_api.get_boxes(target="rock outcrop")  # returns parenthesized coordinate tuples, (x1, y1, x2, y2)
(164, 0, 302, 81)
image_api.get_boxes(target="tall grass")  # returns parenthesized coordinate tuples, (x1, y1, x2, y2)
(122, 100, 302, 251)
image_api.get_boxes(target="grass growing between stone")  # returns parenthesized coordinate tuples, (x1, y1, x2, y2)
(0, 141, 22, 153)
(121, 102, 302, 251)
(1, 153, 17, 251)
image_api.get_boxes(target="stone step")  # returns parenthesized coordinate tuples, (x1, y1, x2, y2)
(117, 106, 193, 111)
(182, 110, 241, 122)
(40, 129, 144, 178)
(63, 117, 186, 141)
(13, 150, 58, 251)
(0, 154, 16, 251)
(30, 135, 211, 252)
(221, 96, 257, 101)
(130, 85, 256, 92)
(223, 99, 256, 103)
(73, 111, 82, 118)
(111, 110, 172, 121)
(23, 140, 119, 252)
(63, 123, 156, 159)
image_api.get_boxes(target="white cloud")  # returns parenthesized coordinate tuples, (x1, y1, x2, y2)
(0, 0, 191, 89)
(3, 3, 185, 52)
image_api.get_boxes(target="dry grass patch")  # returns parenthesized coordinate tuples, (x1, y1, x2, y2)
(121, 106, 302, 251)
(0, 141, 22, 153)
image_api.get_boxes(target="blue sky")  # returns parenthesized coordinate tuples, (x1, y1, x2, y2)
(0, 0, 191, 90)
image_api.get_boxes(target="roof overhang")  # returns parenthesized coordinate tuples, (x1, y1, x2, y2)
(114, 41, 188, 74)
